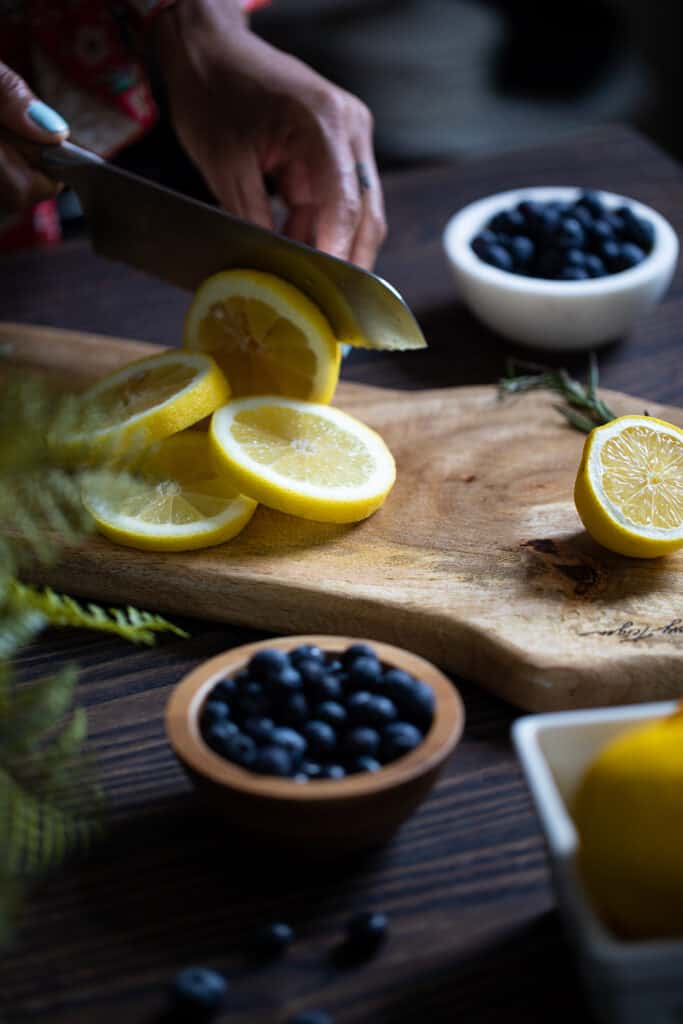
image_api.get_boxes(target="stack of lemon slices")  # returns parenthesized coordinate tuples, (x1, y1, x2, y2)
(79, 270, 396, 552)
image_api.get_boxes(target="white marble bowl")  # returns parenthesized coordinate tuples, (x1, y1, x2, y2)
(442, 187, 679, 351)
(513, 702, 683, 1024)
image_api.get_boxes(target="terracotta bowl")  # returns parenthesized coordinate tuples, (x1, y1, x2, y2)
(166, 635, 465, 857)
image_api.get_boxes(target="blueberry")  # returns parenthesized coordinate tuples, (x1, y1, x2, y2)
(558, 267, 589, 280)
(346, 691, 373, 723)
(302, 720, 337, 758)
(587, 218, 613, 248)
(605, 211, 626, 237)
(584, 253, 607, 278)
(571, 204, 595, 229)
(620, 211, 655, 251)
(290, 644, 325, 666)
(347, 692, 397, 727)
(315, 701, 348, 728)
(534, 207, 562, 240)
(288, 1012, 332, 1024)
(281, 693, 310, 726)
(471, 229, 499, 258)
(270, 727, 307, 760)
(301, 760, 323, 779)
(201, 700, 231, 728)
(325, 658, 344, 674)
(489, 209, 526, 235)
(223, 732, 257, 767)
(242, 716, 275, 743)
(318, 764, 346, 780)
(267, 665, 303, 699)
(615, 241, 646, 271)
(248, 648, 290, 682)
(345, 911, 389, 955)
(344, 726, 380, 759)
(516, 199, 544, 223)
(348, 655, 382, 691)
(346, 756, 382, 774)
(599, 239, 622, 270)
(250, 921, 295, 958)
(565, 248, 587, 268)
(555, 217, 585, 249)
(172, 966, 228, 1015)
(507, 235, 534, 268)
(235, 680, 270, 717)
(342, 643, 377, 667)
(479, 243, 513, 271)
(579, 190, 605, 219)
(381, 722, 424, 762)
(382, 672, 435, 730)
(306, 672, 342, 703)
(252, 745, 293, 777)
(212, 677, 237, 703)
(204, 720, 240, 755)
(296, 657, 327, 686)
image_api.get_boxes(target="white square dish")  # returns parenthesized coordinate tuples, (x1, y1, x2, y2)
(513, 702, 683, 1024)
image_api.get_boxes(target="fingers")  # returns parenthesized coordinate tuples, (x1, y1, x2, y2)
(0, 141, 59, 212)
(0, 60, 68, 141)
(206, 148, 274, 231)
(349, 144, 387, 271)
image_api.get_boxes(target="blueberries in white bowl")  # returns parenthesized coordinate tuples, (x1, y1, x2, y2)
(471, 190, 654, 281)
(200, 642, 435, 781)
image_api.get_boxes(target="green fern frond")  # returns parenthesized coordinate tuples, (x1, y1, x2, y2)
(0, 604, 46, 663)
(0, 666, 78, 755)
(6, 581, 189, 645)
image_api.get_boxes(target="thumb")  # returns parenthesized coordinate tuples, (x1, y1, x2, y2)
(0, 61, 68, 141)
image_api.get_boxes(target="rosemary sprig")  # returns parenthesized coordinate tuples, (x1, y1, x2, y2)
(498, 353, 617, 433)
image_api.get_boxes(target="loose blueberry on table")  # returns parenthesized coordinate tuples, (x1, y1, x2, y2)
(200, 643, 435, 780)
(470, 190, 655, 280)
(172, 966, 228, 1016)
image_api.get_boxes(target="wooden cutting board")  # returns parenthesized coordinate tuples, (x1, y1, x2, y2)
(5, 322, 683, 712)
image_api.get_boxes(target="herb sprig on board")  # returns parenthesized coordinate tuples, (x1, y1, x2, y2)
(498, 353, 617, 433)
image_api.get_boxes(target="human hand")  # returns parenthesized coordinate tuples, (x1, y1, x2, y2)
(0, 61, 69, 213)
(155, 0, 386, 270)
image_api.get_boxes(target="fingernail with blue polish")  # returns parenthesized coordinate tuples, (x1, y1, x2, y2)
(27, 100, 68, 134)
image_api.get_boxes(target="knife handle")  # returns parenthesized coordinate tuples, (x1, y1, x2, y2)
(0, 127, 103, 180)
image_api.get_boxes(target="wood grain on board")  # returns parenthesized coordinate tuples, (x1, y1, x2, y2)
(5, 321, 682, 712)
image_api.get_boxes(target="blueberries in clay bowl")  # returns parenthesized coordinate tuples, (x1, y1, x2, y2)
(199, 642, 435, 781)
(442, 186, 679, 350)
(166, 636, 464, 855)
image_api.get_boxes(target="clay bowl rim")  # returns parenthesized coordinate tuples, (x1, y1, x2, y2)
(165, 635, 465, 803)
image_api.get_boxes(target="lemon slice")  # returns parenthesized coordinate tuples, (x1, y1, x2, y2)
(210, 397, 396, 523)
(70, 350, 230, 455)
(574, 414, 683, 558)
(82, 431, 257, 551)
(184, 270, 341, 403)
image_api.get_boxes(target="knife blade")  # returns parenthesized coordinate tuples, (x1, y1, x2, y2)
(6, 134, 426, 351)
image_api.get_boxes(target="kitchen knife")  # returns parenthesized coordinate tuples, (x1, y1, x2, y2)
(3, 134, 426, 351)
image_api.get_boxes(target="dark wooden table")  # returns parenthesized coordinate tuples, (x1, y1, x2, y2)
(1, 125, 681, 1024)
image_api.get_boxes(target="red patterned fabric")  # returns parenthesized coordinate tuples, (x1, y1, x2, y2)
(0, 0, 271, 247)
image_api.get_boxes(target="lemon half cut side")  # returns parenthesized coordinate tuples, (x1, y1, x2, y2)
(210, 396, 396, 524)
(574, 414, 683, 558)
(184, 269, 341, 404)
(82, 431, 257, 552)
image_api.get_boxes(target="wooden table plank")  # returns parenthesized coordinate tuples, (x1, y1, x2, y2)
(2, 124, 681, 1023)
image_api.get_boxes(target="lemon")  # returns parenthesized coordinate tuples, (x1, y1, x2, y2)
(184, 269, 341, 403)
(573, 706, 683, 939)
(82, 431, 257, 552)
(574, 414, 683, 558)
(66, 350, 230, 457)
(210, 396, 396, 523)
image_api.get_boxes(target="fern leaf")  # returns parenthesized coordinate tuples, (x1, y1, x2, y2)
(0, 666, 78, 755)
(6, 581, 189, 645)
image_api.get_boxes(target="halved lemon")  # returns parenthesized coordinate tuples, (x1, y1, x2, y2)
(210, 397, 396, 523)
(574, 414, 683, 558)
(184, 270, 341, 403)
(66, 350, 230, 457)
(81, 431, 257, 552)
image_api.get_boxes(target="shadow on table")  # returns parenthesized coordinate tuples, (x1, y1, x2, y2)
(373, 910, 594, 1023)
(342, 301, 625, 393)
